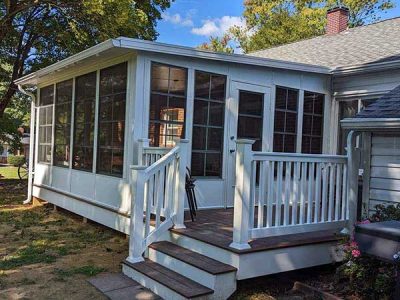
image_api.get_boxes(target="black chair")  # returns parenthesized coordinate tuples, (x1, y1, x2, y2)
(185, 167, 198, 221)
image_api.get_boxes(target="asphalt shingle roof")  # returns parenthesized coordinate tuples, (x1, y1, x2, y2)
(250, 17, 400, 68)
(356, 85, 400, 118)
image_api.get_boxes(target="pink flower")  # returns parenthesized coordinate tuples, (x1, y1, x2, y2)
(352, 249, 361, 258)
(359, 220, 371, 224)
(350, 241, 358, 248)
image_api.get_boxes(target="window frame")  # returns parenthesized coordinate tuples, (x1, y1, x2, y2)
(148, 62, 188, 148)
(191, 70, 227, 178)
(37, 85, 55, 165)
(53, 79, 73, 168)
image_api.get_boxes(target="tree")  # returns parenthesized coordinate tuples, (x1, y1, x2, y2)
(0, 0, 173, 117)
(199, 0, 394, 53)
(198, 34, 234, 54)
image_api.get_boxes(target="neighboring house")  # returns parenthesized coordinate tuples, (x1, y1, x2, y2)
(14, 7, 400, 299)
(0, 132, 30, 164)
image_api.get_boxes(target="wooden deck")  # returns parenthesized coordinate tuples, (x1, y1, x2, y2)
(170, 208, 344, 254)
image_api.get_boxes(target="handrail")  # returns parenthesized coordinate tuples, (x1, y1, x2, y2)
(252, 152, 347, 163)
(131, 146, 180, 178)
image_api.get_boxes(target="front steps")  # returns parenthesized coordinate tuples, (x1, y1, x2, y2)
(122, 241, 237, 299)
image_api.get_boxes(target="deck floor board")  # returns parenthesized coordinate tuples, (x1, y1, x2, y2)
(170, 208, 344, 254)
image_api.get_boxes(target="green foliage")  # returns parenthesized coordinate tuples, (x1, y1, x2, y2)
(198, 34, 235, 54)
(0, 0, 173, 117)
(201, 0, 395, 53)
(371, 204, 400, 222)
(54, 265, 105, 278)
(7, 155, 25, 166)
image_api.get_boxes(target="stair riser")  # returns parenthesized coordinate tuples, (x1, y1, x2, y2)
(169, 232, 240, 268)
(122, 264, 211, 300)
(148, 248, 236, 299)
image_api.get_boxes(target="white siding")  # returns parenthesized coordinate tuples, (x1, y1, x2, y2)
(368, 135, 400, 212)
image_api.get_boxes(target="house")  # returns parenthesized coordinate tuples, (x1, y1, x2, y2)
(15, 7, 400, 299)
(0, 131, 30, 164)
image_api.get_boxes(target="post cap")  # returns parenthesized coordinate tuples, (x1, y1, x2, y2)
(236, 139, 255, 145)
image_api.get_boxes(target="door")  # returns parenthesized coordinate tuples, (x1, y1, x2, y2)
(225, 82, 271, 207)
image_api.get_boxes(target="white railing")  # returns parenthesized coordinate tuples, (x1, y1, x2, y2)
(127, 139, 189, 263)
(137, 138, 170, 166)
(230, 139, 356, 250)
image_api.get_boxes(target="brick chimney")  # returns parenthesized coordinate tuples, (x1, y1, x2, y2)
(326, 6, 349, 35)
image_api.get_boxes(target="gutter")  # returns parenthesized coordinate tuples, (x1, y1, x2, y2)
(332, 59, 400, 76)
(17, 84, 36, 204)
(341, 117, 400, 130)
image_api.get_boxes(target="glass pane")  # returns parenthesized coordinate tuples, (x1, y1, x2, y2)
(302, 136, 311, 153)
(205, 153, 221, 177)
(314, 94, 324, 114)
(302, 115, 313, 135)
(210, 75, 226, 100)
(209, 102, 224, 126)
(100, 63, 127, 96)
(193, 100, 208, 125)
(312, 116, 323, 136)
(112, 149, 124, 175)
(169, 67, 186, 96)
(151, 64, 169, 94)
(275, 88, 287, 109)
(207, 128, 223, 151)
(195, 72, 210, 99)
(112, 121, 125, 148)
(40, 85, 54, 106)
(97, 148, 112, 174)
(273, 134, 284, 152)
(239, 91, 263, 116)
(310, 137, 322, 154)
(274, 111, 285, 132)
(192, 126, 206, 150)
(285, 112, 297, 133)
(284, 135, 296, 153)
(287, 89, 298, 111)
(150, 94, 168, 121)
(76, 72, 96, 101)
(303, 93, 314, 114)
(238, 116, 262, 139)
(191, 152, 205, 176)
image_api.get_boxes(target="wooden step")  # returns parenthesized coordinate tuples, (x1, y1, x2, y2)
(149, 241, 236, 275)
(122, 259, 214, 299)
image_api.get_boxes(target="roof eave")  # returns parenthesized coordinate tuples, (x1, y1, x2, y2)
(332, 59, 400, 76)
(341, 118, 400, 130)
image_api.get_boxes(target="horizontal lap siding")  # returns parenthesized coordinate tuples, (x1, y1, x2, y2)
(369, 135, 400, 212)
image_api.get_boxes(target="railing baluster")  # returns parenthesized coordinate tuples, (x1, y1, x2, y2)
(156, 169, 165, 228)
(321, 163, 328, 222)
(257, 161, 266, 228)
(249, 161, 257, 229)
(266, 161, 274, 228)
(284, 161, 292, 226)
(335, 163, 342, 221)
(292, 162, 300, 225)
(328, 164, 335, 222)
(275, 161, 283, 227)
(299, 162, 307, 224)
(341, 164, 348, 220)
(307, 162, 315, 224)
(314, 163, 322, 223)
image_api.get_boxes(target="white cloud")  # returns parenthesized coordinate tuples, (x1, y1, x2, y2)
(191, 16, 246, 37)
(162, 12, 194, 27)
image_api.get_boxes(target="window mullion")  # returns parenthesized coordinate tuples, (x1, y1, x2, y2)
(93, 70, 100, 174)
(296, 90, 304, 153)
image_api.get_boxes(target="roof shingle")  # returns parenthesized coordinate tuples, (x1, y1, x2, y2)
(356, 85, 400, 118)
(250, 17, 400, 68)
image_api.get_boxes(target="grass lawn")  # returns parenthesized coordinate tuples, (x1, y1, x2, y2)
(0, 180, 128, 300)
(0, 166, 20, 180)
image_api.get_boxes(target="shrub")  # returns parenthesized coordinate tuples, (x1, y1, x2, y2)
(336, 204, 400, 298)
(7, 155, 25, 166)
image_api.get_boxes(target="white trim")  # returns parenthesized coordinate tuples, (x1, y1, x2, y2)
(341, 118, 400, 130)
(296, 90, 304, 153)
(92, 70, 100, 174)
(15, 38, 331, 86)
(333, 59, 400, 76)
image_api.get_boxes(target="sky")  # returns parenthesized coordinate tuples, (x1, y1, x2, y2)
(156, 0, 400, 48)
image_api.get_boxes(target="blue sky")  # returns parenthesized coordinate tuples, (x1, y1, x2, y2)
(156, 0, 400, 48)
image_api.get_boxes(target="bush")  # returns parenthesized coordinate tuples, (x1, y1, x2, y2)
(7, 155, 25, 166)
(336, 204, 400, 298)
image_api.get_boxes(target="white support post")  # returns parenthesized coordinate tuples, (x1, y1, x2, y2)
(137, 138, 150, 165)
(229, 139, 254, 250)
(127, 166, 147, 263)
(345, 130, 361, 237)
(173, 139, 189, 229)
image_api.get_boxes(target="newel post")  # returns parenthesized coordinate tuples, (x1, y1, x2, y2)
(127, 165, 147, 263)
(229, 139, 254, 250)
(137, 138, 150, 165)
(174, 139, 189, 229)
(345, 130, 361, 237)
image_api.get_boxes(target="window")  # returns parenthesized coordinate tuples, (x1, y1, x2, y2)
(38, 85, 54, 163)
(237, 91, 264, 151)
(53, 79, 73, 167)
(97, 63, 127, 177)
(273, 87, 298, 153)
(302, 91, 324, 154)
(191, 71, 226, 177)
(149, 63, 187, 147)
(73, 72, 96, 171)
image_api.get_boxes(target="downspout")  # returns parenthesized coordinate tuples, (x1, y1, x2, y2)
(17, 84, 36, 204)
